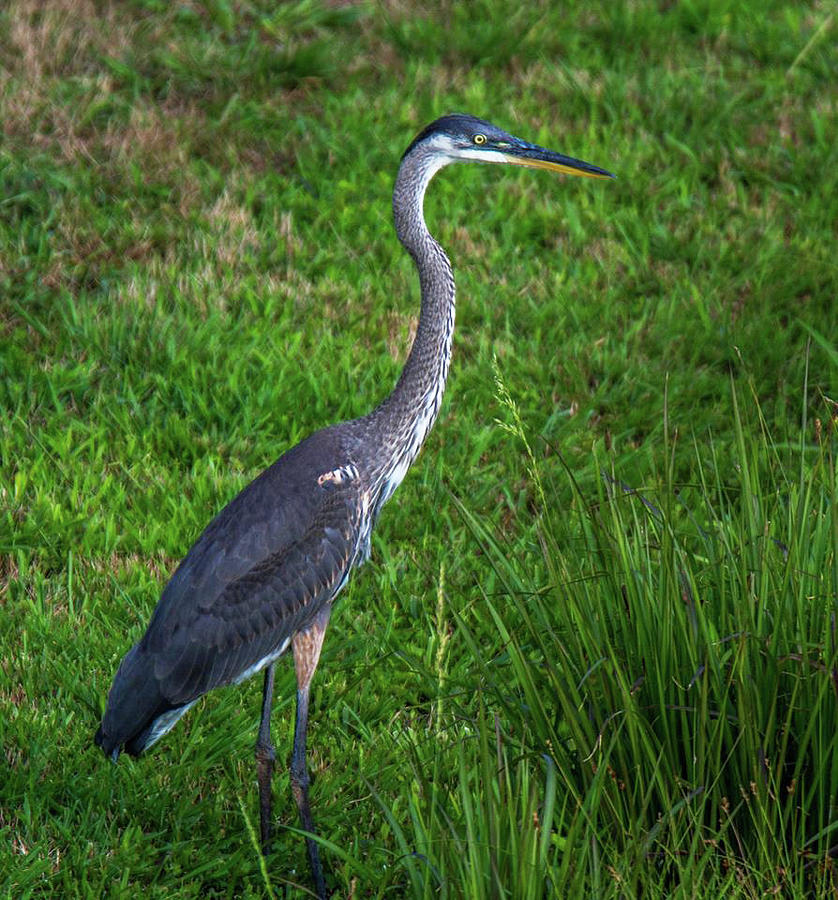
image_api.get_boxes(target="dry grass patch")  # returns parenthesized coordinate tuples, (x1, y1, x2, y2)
(1, 1, 127, 149)
(2, 2, 210, 175)
(3, 0, 132, 80)
(100, 101, 198, 179)
(385, 310, 417, 362)
(203, 188, 260, 267)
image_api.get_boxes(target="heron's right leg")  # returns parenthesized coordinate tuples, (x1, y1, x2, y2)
(255, 663, 277, 853)
(291, 604, 331, 900)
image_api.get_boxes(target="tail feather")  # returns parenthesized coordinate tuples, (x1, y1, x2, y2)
(95, 642, 182, 760)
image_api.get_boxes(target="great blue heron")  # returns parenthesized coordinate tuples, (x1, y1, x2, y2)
(95, 113, 613, 897)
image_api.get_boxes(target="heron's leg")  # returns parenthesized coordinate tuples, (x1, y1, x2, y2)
(255, 663, 277, 854)
(291, 604, 331, 900)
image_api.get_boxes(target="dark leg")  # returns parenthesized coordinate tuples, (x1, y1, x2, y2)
(255, 663, 277, 854)
(291, 605, 331, 900)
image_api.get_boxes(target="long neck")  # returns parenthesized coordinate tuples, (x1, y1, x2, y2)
(364, 149, 456, 499)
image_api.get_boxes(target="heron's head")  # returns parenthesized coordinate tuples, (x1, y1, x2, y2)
(403, 113, 614, 180)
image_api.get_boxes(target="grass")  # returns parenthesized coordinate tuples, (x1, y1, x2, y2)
(1, 0, 837, 896)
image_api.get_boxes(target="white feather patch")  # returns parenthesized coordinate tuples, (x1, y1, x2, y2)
(233, 638, 292, 685)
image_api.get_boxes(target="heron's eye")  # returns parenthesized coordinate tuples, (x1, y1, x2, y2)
(473, 133, 487, 145)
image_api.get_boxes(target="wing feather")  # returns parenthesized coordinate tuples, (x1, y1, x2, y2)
(96, 425, 368, 753)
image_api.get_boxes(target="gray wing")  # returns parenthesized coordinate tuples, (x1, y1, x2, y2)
(145, 432, 365, 702)
(96, 427, 367, 755)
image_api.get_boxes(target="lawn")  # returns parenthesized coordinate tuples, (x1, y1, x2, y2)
(2, 0, 837, 896)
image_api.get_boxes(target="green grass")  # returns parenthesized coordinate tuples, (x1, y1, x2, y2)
(2, 0, 837, 896)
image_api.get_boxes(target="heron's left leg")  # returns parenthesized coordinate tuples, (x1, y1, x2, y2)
(291, 603, 331, 900)
(255, 663, 277, 853)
